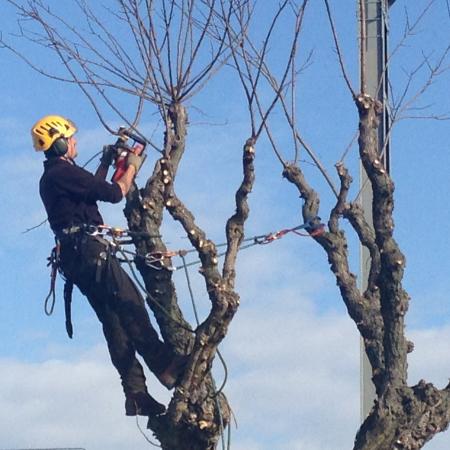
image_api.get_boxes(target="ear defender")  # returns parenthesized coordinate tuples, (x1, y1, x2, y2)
(51, 137, 69, 156)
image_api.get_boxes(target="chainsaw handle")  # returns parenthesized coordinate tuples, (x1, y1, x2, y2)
(118, 127, 147, 147)
(111, 143, 145, 182)
(110, 127, 147, 182)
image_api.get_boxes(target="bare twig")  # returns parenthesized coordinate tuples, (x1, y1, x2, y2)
(359, 0, 367, 93)
(323, 0, 356, 98)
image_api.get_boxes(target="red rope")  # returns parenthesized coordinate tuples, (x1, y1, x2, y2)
(258, 224, 325, 244)
(291, 224, 326, 237)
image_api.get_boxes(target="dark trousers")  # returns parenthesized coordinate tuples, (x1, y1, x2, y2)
(58, 233, 172, 398)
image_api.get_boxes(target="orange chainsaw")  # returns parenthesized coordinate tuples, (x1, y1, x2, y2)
(111, 127, 147, 182)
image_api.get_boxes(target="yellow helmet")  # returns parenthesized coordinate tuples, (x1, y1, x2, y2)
(31, 115, 77, 151)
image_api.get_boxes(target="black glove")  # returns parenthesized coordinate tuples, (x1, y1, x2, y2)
(100, 145, 116, 167)
(126, 152, 146, 173)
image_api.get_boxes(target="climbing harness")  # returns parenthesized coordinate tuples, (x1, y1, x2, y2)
(43, 224, 194, 336)
(44, 224, 158, 338)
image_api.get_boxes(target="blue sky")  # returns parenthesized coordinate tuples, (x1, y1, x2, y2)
(1, 1, 450, 449)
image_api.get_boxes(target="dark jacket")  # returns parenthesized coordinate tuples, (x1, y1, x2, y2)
(39, 157, 122, 232)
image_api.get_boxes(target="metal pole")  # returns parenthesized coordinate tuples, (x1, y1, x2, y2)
(359, 0, 394, 421)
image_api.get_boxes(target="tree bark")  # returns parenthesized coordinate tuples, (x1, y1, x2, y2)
(355, 382, 450, 450)
(352, 95, 450, 449)
(122, 105, 256, 450)
(282, 93, 450, 449)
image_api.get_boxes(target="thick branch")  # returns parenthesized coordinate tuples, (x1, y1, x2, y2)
(355, 382, 450, 450)
(283, 162, 386, 392)
(223, 137, 256, 288)
(124, 103, 192, 353)
(356, 93, 409, 389)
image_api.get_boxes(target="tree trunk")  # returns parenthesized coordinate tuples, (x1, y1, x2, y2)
(121, 104, 258, 450)
(355, 383, 450, 450)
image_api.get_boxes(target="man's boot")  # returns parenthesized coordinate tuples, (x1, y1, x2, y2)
(125, 391, 166, 416)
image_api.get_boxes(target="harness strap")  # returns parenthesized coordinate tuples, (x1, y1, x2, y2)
(64, 280, 74, 339)
(46, 228, 116, 339)
(44, 244, 60, 316)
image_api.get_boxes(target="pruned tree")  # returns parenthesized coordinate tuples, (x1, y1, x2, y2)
(229, 1, 450, 448)
(2, 1, 304, 449)
(3, 0, 450, 449)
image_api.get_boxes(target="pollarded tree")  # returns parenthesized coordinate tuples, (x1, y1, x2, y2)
(2, 1, 305, 449)
(3, 1, 450, 449)
(227, 1, 450, 448)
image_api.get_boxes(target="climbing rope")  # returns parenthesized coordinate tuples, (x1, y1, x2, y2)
(117, 247, 195, 334)
(180, 254, 201, 325)
(110, 219, 325, 336)
(136, 219, 325, 272)
(253, 221, 325, 244)
(126, 247, 231, 449)
(135, 414, 161, 448)
(180, 253, 229, 450)
(43, 219, 324, 318)
(179, 254, 229, 393)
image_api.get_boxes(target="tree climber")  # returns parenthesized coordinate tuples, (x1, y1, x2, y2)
(32, 115, 186, 417)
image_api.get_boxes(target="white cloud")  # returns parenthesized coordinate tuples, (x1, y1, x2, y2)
(0, 299, 362, 450)
(222, 293, 361, 450)
(220, 307, 450, 450)
(2, 256, 450, 449)
(408, 326, 450, 388)
(0, 346, 164, 450)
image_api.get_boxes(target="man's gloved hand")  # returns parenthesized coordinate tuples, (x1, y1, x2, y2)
(100, 145, 116, 167)
(126, 152, 146, 174)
